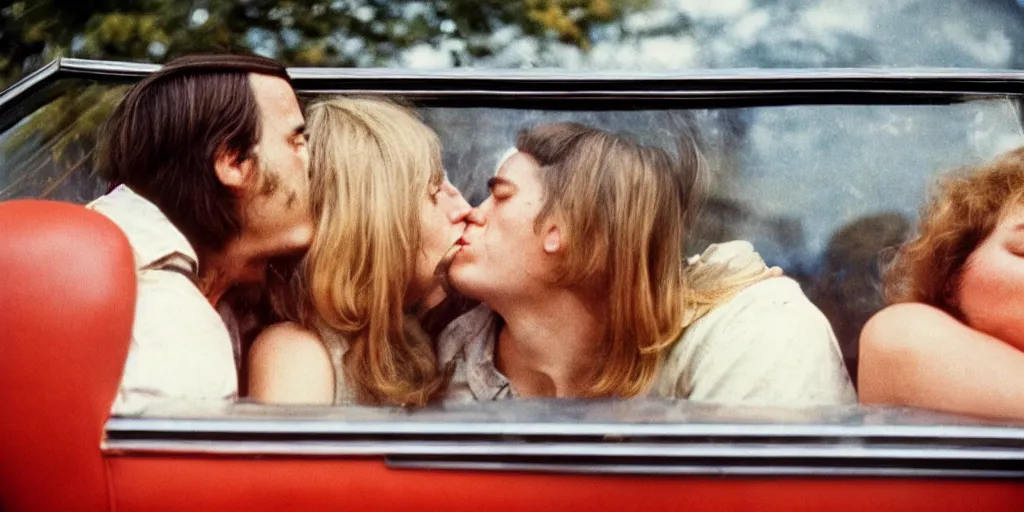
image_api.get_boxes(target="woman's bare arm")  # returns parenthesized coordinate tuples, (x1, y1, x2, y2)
(859, 302, 1024, 420)
(247, 322, 335, 404)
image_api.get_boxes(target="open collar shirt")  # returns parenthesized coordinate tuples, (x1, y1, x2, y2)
(88, 185, 238, 415)
(437, 242, 856, 406)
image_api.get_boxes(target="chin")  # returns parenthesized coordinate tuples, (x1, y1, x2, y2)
(446, 261, 479, 299)
(283, 223, 315, 252)
(449, 270, 503, 305)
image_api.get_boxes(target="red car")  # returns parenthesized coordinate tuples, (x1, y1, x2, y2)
(1, 59, 1022, 511)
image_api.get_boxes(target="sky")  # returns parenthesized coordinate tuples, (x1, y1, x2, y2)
(400, 0, 1024, 71)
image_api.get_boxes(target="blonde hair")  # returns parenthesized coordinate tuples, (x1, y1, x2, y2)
(516, 123, 763, 397)
(285, 96, 447, 406)
(886, 147, 1024, 316)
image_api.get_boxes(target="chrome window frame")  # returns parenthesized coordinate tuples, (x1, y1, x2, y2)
(104, 400, 1024, 478)
(4, 58, 1024, 115)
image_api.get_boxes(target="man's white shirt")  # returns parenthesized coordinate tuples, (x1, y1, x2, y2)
(88, 185, 237, 415)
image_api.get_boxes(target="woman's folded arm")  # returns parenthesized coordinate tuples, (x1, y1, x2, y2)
(859, 302, 1024, 420)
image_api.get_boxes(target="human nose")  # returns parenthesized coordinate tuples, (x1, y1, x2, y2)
(465, 198, 488, 227)
(442, 181, 471, 223)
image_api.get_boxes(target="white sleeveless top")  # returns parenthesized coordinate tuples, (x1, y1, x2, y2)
(313, 324, 359, 405)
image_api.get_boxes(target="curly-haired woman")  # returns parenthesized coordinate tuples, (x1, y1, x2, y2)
(860, 147, 1024, 419)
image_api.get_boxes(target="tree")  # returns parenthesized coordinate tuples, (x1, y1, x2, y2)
(0, 0, 650, 201)
(0, 0, 651, 88)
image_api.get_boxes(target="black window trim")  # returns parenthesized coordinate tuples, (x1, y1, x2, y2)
(5, 58, 1024, 132)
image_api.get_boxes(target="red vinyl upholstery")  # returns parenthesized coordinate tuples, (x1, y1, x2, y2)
(0, 200, 135, 512)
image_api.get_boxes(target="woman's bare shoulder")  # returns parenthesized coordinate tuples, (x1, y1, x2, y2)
(248, 322, 334, 404)
(251, 322, 329, 361)
(860, 302, 964, 351)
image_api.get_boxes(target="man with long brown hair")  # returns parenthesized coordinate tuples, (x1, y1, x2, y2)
(441, 122, 855, 404)
(88, 54, 313, 414)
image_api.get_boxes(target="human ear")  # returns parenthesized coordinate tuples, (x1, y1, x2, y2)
(214, 145, 256, 192)
(543, 223, 562, 254)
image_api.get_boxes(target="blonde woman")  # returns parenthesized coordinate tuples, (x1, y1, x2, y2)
(440, 123, 855, 405)
(247, 97, 471, 406)
(860, 147, 1024, 420)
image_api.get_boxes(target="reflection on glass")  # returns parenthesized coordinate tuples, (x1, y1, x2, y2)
(420, 99, 1024, 379)
(3, 89, 1022, 383)
(0, 81, 125, 203)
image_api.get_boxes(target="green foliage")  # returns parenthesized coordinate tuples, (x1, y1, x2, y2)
(1, 0, 653, 87)
(0, 0, 650, 198)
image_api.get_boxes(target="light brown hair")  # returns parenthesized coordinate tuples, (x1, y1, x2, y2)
(516, 123, 703, 397)
(885, 147, 1024, 316)
(283, 97, 447, 406)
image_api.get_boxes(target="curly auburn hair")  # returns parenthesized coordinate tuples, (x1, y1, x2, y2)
(885, 146, 1024, 316)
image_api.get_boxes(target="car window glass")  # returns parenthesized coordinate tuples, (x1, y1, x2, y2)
(0, 81, 124, 203)
(3, 78, 1024, 412)
(420, 99, 1024, 378)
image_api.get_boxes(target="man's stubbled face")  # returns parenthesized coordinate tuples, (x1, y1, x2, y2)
(241, 74, 312, 253)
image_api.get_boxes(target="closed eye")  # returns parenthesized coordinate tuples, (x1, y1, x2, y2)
(487, 177, 516, 200)
(1006, 240, 1024, 257)
(290, 124, 308, 147)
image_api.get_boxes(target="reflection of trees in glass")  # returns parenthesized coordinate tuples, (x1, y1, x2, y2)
(0, 83, 124, 202)
(810, 212, 912, 386)
(422, 107, 710, 206)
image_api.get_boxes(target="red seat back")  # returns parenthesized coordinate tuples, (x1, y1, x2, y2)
(0, 200, 135, 512)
